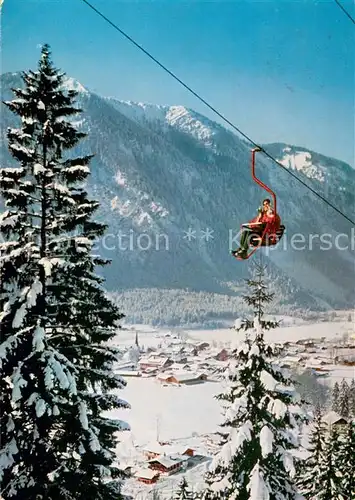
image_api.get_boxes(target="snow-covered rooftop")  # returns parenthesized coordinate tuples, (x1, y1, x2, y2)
(135, 468, 159, 480)
(148, 456, 181, 468)
(322, 411, 348, 426)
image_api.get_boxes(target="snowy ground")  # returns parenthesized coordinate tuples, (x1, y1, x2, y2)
(109, 378, 224, 444)
(109, 318, 354, 499)
(106, 378, 224, 498)
(186, 320, 353, 345)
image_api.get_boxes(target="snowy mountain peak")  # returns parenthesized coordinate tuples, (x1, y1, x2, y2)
(165, 105, 216, 144)
(61, 77, 88, 94)
(105, 98, 219, 146)
(279, 147, 326, 182)
(105, 98, 167, 123)
(264, 143, 354, 192)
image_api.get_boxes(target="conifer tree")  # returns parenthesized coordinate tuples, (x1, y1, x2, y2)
(339, 379, 350, 418)
(339, 421, 355, 499)
(331, 381, 340, 413)
(203, 265, 306, 500)
(297, 406, 327, 500)
(320, 427, 344, 500)
(298, 409, 348, 500)
(349, 378, 355, 417)
(296, 405, 327, 498)
(175, 476, 194, 499)
(0, 45, 129, 499)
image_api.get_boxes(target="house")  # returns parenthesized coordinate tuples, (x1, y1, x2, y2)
(157, 372, 207, 385)
(135, 468, 159, 484)
(139, 355, 173, 371)
(213, 349, 229, 362)
(169, 454, 190, 468)
(279, 356, 304, 368)
(148, 456, 184, 475)
(322, 411, 348, 427)
(172, 356, 189, 364)
(120, 460, 135, 477)
(196, 342, 210, 352)
(157, 374, 180, 385)
(177, 447, 194, 457)
(295, 339, 316, 347)
(186, 346, 198, 356)
(141, 367, 158, 377)
(143, 442, 194, 459)
(143, 442, 165, 459)
(168, 363, 191, 372)
(197, 361, 211, 369)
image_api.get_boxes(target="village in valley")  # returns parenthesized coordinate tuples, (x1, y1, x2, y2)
(109, 315, 355, 499)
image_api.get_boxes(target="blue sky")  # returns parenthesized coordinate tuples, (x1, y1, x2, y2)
(2, 0, 354, 165)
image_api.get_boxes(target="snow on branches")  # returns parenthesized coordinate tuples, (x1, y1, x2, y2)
(0, 44, 129, 499)
(203, 265, 306, 500)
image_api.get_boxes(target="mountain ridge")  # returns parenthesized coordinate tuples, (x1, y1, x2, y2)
(1, 71, 354, 308)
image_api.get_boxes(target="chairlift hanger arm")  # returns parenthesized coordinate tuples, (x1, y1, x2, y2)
(251, 147, 277, 215)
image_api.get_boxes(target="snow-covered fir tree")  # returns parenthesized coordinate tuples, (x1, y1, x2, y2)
(203, 264, 306, 500)
(339, 421, 355, 499)
(349, 378, 355, 417)
(0, 44, 129, 499)
(339, 379, 350, 418)
(298, 409, 349, 500)
(175, 476, 194, 499)
(320, 427, 345, 500)
(296, 405, 327, 498)
(331, 381, 340, 413)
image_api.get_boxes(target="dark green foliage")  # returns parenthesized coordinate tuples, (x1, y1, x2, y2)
(297, 406, 327, 499)
(349, 378, 355, 417)
(332, 381, 340, 413)
(339, 421, 355, 498)
(339, 379, 350, 418)
(297, 408, 351, 500)
(0, 45, 129, 499)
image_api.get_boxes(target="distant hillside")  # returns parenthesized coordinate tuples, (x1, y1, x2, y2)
(1, 72, 354, 308)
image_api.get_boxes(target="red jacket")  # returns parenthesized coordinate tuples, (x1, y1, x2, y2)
(249, 211, 281, 239)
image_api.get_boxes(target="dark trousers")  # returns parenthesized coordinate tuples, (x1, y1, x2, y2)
(240, 223, 266, 252)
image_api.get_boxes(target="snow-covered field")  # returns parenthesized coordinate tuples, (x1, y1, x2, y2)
(118, 318, 354, 346)
(109, 318, 354, 499)
(111, 378, 223, 444)
(186, 320, 353, 344)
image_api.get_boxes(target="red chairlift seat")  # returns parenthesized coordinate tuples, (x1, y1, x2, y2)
(232, 148, 285, 260)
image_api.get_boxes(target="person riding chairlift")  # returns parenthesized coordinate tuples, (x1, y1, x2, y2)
(233, 198, 279, 259)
